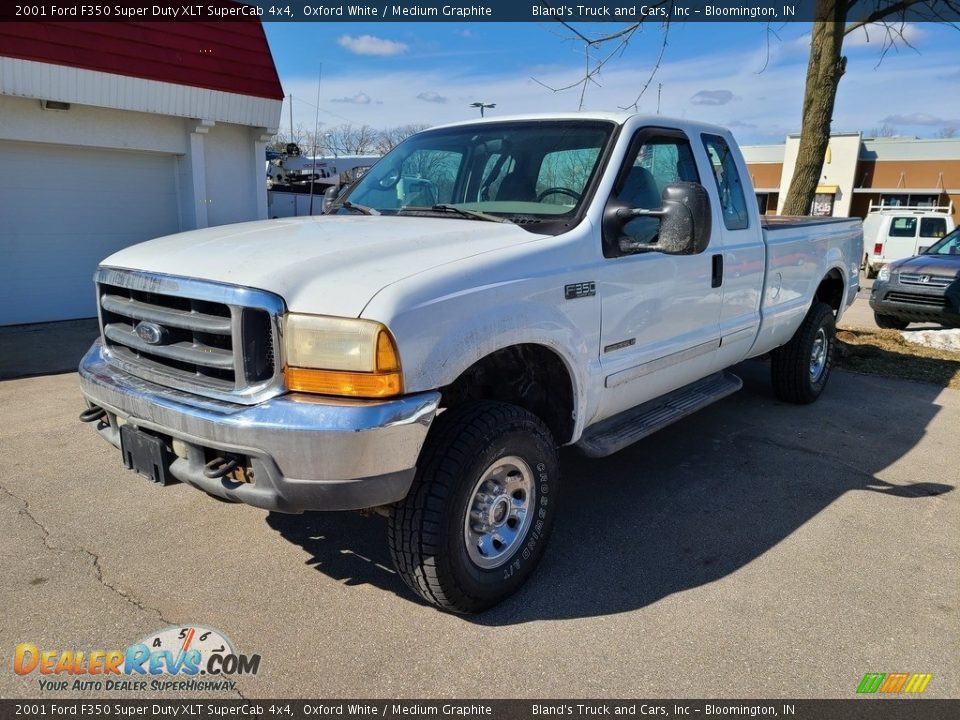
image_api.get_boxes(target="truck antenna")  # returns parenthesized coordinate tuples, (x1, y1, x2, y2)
(309, 66, 322, 216)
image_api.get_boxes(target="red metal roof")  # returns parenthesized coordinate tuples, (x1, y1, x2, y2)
(0, 20, 283, 101)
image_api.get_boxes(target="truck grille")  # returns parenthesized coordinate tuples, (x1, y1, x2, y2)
(885, 291, 948, 308)
(898, 273, 954, 288)
(96, 268, 285, 404)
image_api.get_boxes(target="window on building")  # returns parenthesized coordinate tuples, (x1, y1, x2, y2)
(878, 194, 940, 208)
(755, 193, 769, 213)
(909, 195, 938, 208)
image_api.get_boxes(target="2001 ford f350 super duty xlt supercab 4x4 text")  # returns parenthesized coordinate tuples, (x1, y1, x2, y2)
(79, 114, 863, 612)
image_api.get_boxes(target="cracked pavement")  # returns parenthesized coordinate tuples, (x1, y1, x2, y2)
(1, 362, 957, 698)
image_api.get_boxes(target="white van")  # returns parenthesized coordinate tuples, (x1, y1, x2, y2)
(862, 205, 955, 278)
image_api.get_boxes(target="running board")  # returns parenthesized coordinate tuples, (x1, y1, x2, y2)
(576, 371, 743, 458)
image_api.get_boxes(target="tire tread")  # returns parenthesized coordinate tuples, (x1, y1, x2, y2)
(387, 401, 557, 613)
(771, 301, 836, 405)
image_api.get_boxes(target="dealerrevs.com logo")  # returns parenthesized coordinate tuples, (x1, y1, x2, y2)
(14, 625, 261, 693)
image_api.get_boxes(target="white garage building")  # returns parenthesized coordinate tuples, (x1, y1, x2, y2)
(0, 21, 283, 326)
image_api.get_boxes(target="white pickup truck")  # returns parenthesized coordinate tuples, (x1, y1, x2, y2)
(79, 113, 862, 613)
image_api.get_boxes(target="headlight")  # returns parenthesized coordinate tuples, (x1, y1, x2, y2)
(283, 314, 402, 398)
(877, 266, 891, 282)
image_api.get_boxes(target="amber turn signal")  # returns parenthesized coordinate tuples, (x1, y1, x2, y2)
(285, 367, 403, 398)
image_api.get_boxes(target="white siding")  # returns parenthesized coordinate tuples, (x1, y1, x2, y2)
(0, 57, 280, 129)
(205, 123, 260, 227)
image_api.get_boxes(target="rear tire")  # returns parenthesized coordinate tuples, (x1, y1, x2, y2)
(874, 313, 909, 330)
(771, 301, 836, 405)
(865, 265, 878, 279)
(388, 401, 559, 613)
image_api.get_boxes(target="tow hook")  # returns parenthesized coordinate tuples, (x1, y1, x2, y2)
(79, 406, 106, 423)
(203, 456, 239, 479)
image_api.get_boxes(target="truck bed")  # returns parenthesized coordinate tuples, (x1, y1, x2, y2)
(749, 215, 863, 357)
(760, 215, 857, 228)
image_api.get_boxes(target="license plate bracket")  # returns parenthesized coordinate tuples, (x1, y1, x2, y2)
(120, 425, 174, 485)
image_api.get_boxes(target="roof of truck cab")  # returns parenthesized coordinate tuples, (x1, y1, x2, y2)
(428, 112, 732, 135)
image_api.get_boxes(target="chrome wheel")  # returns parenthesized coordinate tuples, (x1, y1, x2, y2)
(809, 327, 828, 382)
(463, 456, 535, 570)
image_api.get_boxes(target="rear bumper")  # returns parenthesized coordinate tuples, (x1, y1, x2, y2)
(78, 341, 440, 513)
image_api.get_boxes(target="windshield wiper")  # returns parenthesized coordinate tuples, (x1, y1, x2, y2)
(400, 204, 511, 224)
(334, 200, 380, 216)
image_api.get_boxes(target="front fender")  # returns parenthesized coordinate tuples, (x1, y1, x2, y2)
(407, 299, 593, 440)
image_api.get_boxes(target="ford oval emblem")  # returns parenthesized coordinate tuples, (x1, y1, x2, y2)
(135, 321, 165, 345)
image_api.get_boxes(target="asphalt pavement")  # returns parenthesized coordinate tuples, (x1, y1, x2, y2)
(1, 358, 957, 699)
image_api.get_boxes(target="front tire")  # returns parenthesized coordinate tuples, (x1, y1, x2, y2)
(874, 313, 909, 330)
(387, 401, 559, 613)
(771, 301, 837, 404)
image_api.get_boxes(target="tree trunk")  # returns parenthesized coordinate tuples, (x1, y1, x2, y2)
(781, 0, 847, 216)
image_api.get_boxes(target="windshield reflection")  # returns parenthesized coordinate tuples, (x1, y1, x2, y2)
(332, 120, 615, 224)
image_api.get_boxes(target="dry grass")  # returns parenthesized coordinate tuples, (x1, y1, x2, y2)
(836, 328, 960, 389)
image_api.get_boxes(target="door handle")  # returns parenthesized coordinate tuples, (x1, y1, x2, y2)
(712, 254, 724, 288)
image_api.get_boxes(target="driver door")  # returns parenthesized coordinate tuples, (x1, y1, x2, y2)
(595, 128, 723, 421)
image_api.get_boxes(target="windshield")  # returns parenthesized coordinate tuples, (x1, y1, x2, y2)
(332, 120, 615, 225)
(924, 227, 960, 255)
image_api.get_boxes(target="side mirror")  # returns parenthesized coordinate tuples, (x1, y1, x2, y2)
(607, 182, 712, 256)
(322, 184, 341, 213)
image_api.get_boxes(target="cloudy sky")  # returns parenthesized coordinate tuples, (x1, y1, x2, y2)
(263, 21, 960, 146)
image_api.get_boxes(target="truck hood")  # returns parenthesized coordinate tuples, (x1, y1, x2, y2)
(892, 254, 960, 277)
(102, 215, 543, 317)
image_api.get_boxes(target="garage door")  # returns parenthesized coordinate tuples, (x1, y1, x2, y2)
(0, 141, 181, 325)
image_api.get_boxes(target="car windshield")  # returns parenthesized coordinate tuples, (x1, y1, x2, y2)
(923, 228, 960, 255)
(331, 120, 614, 224)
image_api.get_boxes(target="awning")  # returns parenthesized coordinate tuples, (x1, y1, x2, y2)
(815, 185, 839, 194)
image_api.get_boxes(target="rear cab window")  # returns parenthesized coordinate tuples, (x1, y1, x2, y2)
(701, 134, 749, 231)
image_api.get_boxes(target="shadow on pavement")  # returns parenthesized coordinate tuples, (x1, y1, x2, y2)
(266, 360, 953, 622)
(0, 318, 98, 380)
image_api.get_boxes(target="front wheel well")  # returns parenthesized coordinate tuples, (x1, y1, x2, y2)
(439, 344, 575, 445)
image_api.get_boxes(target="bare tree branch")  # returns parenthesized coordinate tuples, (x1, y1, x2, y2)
(619, 22, 671, 111)
(531, 1, 675, 109)
(757, 22, 785, 75)
(844, 0, 929, 35)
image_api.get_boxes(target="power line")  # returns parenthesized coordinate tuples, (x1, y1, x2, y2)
(287, 94, 361, 125)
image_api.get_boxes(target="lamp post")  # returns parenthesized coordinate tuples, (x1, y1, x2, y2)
(469, 102, 496, 117)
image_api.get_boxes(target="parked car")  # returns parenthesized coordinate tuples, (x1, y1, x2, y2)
(869, 227, 960, 329)
(78, 113, 863, 612)
(861, 206, 954, 278)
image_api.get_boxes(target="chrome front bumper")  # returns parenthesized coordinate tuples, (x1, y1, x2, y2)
(78, 341, 440, 513)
